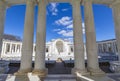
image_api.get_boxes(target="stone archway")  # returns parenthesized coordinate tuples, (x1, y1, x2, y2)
(56, 40, 64, 54)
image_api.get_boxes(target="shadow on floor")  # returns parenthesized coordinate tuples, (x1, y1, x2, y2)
(15, 75, 29, 81)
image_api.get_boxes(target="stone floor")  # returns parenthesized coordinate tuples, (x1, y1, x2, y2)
(0, 73, 118, 81)
(107, 73, 120, 81)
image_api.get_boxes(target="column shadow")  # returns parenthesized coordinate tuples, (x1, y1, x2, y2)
(15, 75, 29, 81)
(76, 77, 82, 81)
(38, 76, 45, 81)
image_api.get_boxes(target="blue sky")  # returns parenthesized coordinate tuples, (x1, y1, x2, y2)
(4, 3, 115, 42)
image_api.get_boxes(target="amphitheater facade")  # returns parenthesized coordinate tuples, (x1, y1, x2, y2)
(1, 38, 118, 61)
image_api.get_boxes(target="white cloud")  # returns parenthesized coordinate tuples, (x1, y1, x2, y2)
(65, 38, 73, 42)
(58, 30, 73, 37)
(58, 30, 66, 34)
(48, 3, 58, 15)
(53, 17, 85, 38)
(62, 8, 69, 11)
(53, 29, 61, 32)
(55, 16, 73, 26)
(66, 24, 73, 28)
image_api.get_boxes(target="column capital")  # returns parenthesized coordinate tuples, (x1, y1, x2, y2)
(37, 0, 48, 6)
(26, 0, 36, 5)
(0, 0, 9, 8)
(83, 0, 93, 4)
(83, 0, 93, 1)
(109, 0, 120, 8)
(70, 0, 81, 5)
(0, 0, 6, 5)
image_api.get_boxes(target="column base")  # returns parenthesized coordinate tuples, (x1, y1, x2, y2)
(14, 68, 32, 75)
(88, 68, 105, 76)
(32, 69, 48, 77)
(72, 68, 90, 76)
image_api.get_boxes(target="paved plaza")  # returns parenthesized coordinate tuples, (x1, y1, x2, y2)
(0, 73, 119, 81)
(0, 62, 116, 81)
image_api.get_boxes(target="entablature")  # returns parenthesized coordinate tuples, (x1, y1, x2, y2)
(2, 0, 117, 7)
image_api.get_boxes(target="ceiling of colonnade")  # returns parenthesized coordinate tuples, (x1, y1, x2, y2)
(3, 0, 117, 6)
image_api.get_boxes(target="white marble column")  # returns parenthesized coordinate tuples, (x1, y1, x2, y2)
(9, 42, 13, 53)
(111, 43, 114, 53)
(4, 43, 6, 54)
(71, 0, 88, 75)
(113, 42, 115, 53)
(101, 44, 103, 53)
(0, 1, 6, 59)
(32, 0, 47, 77)
(15, 44, 17, 53)
(1, 42, 5, 56)
(84, 0, 104, 75)
(16, 0, 35, 74)
(20, 44, 22, 53)
(1, 42, 6, 57)
(112, 1, 120, 61)
(18, 44, 20, 53)
(113, 42, 117, 53)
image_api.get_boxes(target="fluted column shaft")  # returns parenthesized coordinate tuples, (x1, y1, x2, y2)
(33, 0, 47, 77)
(0, 1, 6, 59)
(112, 2, 120, 61)
(84, 0, 104, 75)
(19, 0, 34, 73)
(72, 0, 88, 75)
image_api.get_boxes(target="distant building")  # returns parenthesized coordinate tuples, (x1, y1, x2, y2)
(1, 34, 118, 61)
(97, 39, 118, 55)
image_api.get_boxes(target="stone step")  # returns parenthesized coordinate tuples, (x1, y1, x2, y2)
(44, 74, 76, 81)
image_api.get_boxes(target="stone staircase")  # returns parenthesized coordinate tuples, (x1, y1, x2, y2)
(44, 75, 76, 81)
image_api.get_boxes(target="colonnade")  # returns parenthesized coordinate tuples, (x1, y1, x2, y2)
(0, 0, 120, 76)
(2, 41, 22, 54)
(1, 39, 118, 58)
(97, 40, 118, 54)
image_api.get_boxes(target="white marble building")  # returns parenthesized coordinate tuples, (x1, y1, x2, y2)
(1, 38, 75, 61)
(97, 39, 118, 55)
(1, 36, 118, 61)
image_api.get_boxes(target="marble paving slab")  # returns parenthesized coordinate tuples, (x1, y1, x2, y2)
(0, 73, 118, 81)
